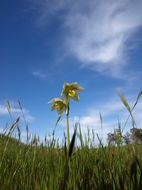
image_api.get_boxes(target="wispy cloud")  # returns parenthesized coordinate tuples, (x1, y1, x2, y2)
(65, 0, 142, 77)
(59, 92, 142, 143)
(60, 102, 122, 134)
(28, 0, 142, 78)
(0, 103, 34, 123)
(0, 128, 3, 133)
(0, 105, 21, 115)
(32, 70, 48, 80)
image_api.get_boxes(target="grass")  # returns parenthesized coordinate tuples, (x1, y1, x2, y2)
(0, 88, 142, 189)
(0, 129, 142, 190)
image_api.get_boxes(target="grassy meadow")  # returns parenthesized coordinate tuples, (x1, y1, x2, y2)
(0, 84, 142, 189)
(0, 128, 142, 190)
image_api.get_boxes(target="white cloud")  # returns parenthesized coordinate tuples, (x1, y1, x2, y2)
(65, 0, 142, 77)
(0, 128, 3, 133)
(22, 108, 35, 123)
(0, 104, 34, 123)
(29, 0, 142, 77)
(0, 105, 21, 115)
(0, 105, 9, 115)
(32, 70, 48, 79)
(59, 92, 142, 144)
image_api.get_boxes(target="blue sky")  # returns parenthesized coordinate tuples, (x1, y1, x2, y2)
(0, 0, 142, 143)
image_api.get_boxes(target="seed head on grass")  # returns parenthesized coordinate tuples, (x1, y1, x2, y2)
(117, 91, 136, 129)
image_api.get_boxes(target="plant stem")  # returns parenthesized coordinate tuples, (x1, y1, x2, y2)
(66, 113, 70, 150)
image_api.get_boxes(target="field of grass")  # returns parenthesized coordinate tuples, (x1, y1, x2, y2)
(0, 129, 142, 190)
(1, 85, 142, 189)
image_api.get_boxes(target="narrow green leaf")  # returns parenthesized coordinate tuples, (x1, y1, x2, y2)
(69, 126, 77, 158)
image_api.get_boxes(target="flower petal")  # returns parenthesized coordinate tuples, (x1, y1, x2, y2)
(61, 82, 83, 102)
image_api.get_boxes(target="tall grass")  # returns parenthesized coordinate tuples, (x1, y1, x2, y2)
(0, 91, 142, 189)
(1, 126, 142, 189)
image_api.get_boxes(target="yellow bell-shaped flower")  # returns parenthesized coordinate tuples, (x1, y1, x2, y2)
(61, 82, 84, 103)
(49, 82, 84, 150)
(48, 98, 66, 125)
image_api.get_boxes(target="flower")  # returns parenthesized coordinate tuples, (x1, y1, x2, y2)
(61, 82, 84, 103)
(48, 98, 66, 125)
(49, 82, 84, 149)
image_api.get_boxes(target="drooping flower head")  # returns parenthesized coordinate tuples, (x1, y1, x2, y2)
(49, 82, 84, 149)
(48, 98, 66, 125)
(61, 82, 84, 104)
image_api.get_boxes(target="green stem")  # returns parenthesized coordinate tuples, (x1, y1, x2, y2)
(66, 103, 70, 150)
(66, 113, 70, 150)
